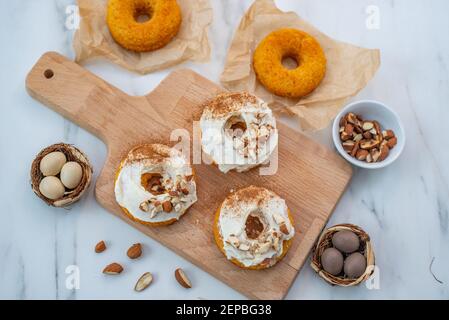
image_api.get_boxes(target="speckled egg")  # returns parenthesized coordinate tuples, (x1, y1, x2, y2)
(332, 230, 360, 253)
(39, 152, 67, 176)
(39, 176, 65, 200)
(344, 252, 367, 278)
(321, 247, 344, 276)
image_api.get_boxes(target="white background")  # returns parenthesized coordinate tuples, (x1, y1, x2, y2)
(0, 0, 448, 299)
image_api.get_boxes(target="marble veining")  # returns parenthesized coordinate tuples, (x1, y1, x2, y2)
(0, 0, 448, 299)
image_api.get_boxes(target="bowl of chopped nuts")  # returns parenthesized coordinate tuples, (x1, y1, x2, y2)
(332, 100, 405, 169)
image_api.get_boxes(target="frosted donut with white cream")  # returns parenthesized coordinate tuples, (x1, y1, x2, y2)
(213, 186, 295, 269)
(114, 144, 197, 226)
(200, 92, 278, 173)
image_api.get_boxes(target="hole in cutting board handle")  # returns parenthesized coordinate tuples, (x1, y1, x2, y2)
(44, 69, 54, 79)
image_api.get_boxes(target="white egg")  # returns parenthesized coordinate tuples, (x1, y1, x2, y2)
(60, 162, 83, 189)
(39, 176, 65, 200)
(40, 152, 67, 176)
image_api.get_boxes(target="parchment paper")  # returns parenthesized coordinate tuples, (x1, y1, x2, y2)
(73, 0, 213, 74)
(220, 0, 381, 131)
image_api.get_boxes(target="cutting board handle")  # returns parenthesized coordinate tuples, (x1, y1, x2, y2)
(26, 52, 127, 142)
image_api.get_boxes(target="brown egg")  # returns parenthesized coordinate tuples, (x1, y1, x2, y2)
(344, 252, 367, 278)
(332, 230, 360, 253)
(321, 247, 344, 276)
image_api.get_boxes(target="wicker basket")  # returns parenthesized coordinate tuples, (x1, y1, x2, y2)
(311, 224, 375, 286)
(30, 143, 93, 207)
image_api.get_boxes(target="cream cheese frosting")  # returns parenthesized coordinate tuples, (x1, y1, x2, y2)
(114, 144, 197, 224)
(200, 92, 278, 173)
(217, 186, 295, 267)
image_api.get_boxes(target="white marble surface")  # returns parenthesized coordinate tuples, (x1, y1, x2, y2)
(1, 0, 448, 300)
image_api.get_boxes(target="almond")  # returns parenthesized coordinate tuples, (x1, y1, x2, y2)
(272, 213, 285, 225)
(340, 131, 352, 142)
(350, 141, 360, 157)
(162, 201, 173, 212)
(127, 243, 142, 259)
(339, 116, 347, 127)
(363, 131, 372, 140)
(356, 149, 369, 161)
(344, 123, 354, 136)
(366, 153, 373, 163)
(134, 272, 153, 292)
(169, 190, 179, 197)
(139, 201, 149, 212)
(360, 139, 380, 150)
(346, 112, 358, 125)
(175, 268, 192, 289)
(373, 121, 382, 136)
(387, 136, 397, 148)
(371, 148, 381, 162)
(103, 263, 123, 275)
(379, 145, 390, 161)
(280, 223, 289, 235)
(342, 140, 355, 152)
(353, 133, 363, 142)
(362, 122, 374, 131)
(95, 240, 106, 253)
(382, 130, 395, 140)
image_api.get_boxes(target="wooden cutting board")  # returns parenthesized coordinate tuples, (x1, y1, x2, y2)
(26, 52, 352, 300)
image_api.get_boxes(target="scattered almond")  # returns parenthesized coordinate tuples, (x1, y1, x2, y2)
(127, 243, 142, 259)
(95, 240, 106, 253)
(279, 223, 289, 235)
(162, 201, 173, 212)
(103, 263, 123, 275)
(134, 272, 153, 292)
(175, 268, 192, 289)
(139, 201, 149, 212)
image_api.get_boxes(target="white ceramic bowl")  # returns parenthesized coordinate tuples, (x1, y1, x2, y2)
(332, 100, 405, 169)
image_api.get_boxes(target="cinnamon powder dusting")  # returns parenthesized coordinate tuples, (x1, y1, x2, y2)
(203, 92, 258, 118)
(225, 185, 271, 209)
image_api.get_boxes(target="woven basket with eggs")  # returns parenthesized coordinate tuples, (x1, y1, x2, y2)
(30, 143, 93, 207)
(311, 224, 375, 286)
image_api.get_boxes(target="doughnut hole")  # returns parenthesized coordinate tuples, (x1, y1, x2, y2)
(282, 56, 299, 70)
(245, 212, 266, 240)
(225, 116, 247, 138)
(133, 2, 154, 23)
(281, 49, 301, 70)
(141, 173, 164, 195)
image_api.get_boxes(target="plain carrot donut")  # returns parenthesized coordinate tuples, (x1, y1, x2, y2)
(253, 28, 327, 98)
(106, 0, 182, 52)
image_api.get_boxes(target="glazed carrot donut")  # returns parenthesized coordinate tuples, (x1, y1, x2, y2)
(106, 0, 182, 52)
(114, 144, 197, 227)
(200, 92, 278, 174)
(214, 186, 295, 269)
(253, 28, 326, 98)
